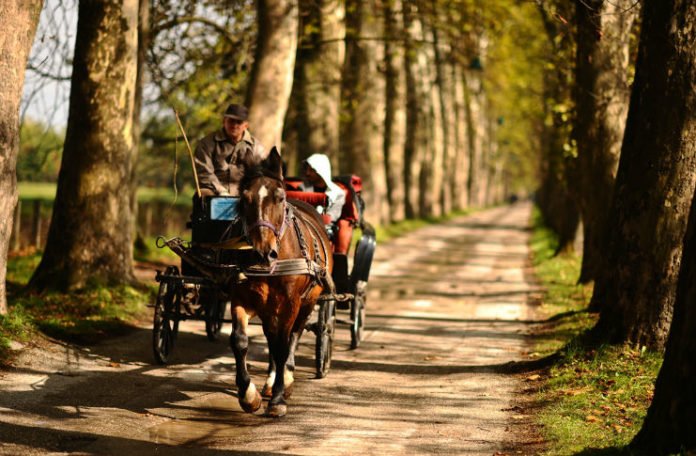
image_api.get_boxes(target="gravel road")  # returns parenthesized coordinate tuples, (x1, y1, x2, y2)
(0, 203, 543, 455)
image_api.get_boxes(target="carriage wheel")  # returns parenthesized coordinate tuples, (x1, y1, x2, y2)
(350, 280, 367, 349)
(153, 266, 180, 364)
(315, 299, 336, 379)
(205, 296, 226, 341)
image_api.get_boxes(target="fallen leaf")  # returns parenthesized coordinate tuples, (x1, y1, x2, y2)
(585, 415, 600, 423)
(109, 362, 121, 368)
(526, 374, 541, 381)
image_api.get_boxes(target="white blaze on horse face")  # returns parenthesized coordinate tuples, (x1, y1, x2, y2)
(257, 184, 268, 222)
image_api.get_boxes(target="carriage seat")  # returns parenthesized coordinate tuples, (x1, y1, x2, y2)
(284, 176, 361, 224)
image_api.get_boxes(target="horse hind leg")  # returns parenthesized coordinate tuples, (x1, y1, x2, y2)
(230, 306, 262, 413)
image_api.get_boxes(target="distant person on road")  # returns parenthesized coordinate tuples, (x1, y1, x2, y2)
(194, 104, 266, 197)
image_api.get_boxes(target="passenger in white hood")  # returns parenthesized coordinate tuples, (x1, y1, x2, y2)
(301, 154, 346, 224)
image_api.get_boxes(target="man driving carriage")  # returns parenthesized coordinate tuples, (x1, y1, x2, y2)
(194, 103, 266, 197)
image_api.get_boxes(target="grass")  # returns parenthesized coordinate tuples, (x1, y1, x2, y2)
(1, 250, 154, 364)
(529, 207, 663, 455)
(134, 235, 181, 264)
(17, 181, 193, 206)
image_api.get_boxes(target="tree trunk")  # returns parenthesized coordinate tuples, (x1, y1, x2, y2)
(589, 0, 696, 350)
(246, 0, 298, 150)
(340, 0, 388, 224)
(0, 0, 44, 314)
(535, 1, 580, 254)
(464, 68, 486, 207)
(284, 0, 343, 172)
(632, 170, 696, 453)
(29, 0, 139, 292)
(423, 24, 444, 217)
(383, 0, 406, 222)
(452, 63, 470, 210)
(131, 0, 150, 253)
(402, 2, 420, 219)
(574, 0, 636, 283)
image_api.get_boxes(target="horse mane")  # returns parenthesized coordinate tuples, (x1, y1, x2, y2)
(289, 199, 326, 229)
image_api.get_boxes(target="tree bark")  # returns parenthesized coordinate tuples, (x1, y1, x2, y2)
(632, 169, 696, 453)
(340, 0, 388, 224)
(590, 0, 696, 350)
(246, 0, 298, 150)
(383, 0, 406, 222)
(535, 0, 580, 254)
(402, 2, 420, 219)
(284, 0, 343, 172)
(0, 0, 44, 313)
(573, 0, 636, 283)
(452, 63, 470, 210)
(29, 0, 139, 292)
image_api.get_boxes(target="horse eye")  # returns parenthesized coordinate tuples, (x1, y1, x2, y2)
(275, 188, 285, 202)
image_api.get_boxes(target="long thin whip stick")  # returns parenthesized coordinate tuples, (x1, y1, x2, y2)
(174, 110, 201, 198)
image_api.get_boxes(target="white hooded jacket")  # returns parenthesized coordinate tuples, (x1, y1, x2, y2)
(302, 153, 346, 222)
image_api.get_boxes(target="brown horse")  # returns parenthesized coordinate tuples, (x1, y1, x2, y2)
(230, 147, 333, 417)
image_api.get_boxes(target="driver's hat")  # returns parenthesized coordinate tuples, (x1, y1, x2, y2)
(223, 104, 248, 121)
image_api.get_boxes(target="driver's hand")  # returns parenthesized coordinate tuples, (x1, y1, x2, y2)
(218, 189, 230, 196)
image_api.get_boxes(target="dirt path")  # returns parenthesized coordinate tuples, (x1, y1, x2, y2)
(0, 203, 542, 455)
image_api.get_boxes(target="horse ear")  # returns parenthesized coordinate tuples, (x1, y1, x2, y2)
(262, 147, 283, 179)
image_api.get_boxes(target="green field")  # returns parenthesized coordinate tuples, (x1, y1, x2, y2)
(17, 182, 193, 206)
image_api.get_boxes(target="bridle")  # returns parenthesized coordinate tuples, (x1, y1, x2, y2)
(243, 170, 290, 243)
(247, 201, 289, 240)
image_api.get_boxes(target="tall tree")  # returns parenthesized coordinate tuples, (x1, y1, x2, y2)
(535, 0, 580, 254)
(246, 0, 299, 150)
(340, 0, 388, 223)
(284, 0, 344, 172)
(383, 0, 407, 222)
(589, 0, 696, 350)
(0, 0, 44, 313)
(29, 0, 140, 291)
(573, 0, 637, 283)
(633, 158, 696, 452)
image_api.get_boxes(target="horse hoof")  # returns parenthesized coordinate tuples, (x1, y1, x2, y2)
(265, 403, 287, 418)
(283, 383, 294, 399)
(261, 384, 273, 398)
(239, 386, 262, 413)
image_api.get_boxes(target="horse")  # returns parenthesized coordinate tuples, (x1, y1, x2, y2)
(230, 147, 334, 417)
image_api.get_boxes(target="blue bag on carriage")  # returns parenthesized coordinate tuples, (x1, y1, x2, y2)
(210, 197, 240, 221)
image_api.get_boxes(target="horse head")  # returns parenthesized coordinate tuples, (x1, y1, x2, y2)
(241, 147, 287, 264)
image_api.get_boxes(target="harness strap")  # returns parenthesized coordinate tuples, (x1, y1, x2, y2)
(243, 258, 324, 277)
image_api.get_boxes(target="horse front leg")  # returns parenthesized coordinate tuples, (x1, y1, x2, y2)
(230, 305, 262, 413)
(262, 302, 313, 400)
(264, 328, 292, 418)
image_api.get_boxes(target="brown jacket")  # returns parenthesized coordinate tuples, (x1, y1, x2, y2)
(194, 129, 266, 196)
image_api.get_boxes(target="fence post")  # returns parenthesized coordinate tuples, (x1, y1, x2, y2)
(11, 199, 21, 252)
(32, 199, 42, 248)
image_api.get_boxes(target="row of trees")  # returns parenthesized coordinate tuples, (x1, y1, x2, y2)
(2, 0, 543, 306)
(535, 0, 696, 452)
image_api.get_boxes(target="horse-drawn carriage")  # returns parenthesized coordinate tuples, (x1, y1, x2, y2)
(151, 150, 376, 392)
